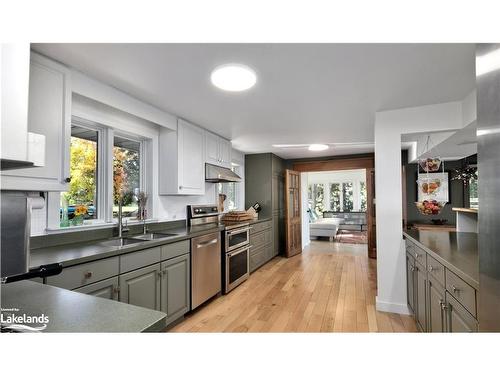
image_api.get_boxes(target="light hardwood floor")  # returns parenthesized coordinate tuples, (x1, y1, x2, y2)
(169, 240, 417, 333)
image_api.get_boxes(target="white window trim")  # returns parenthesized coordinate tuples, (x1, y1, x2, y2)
(50, 116, 151, 230)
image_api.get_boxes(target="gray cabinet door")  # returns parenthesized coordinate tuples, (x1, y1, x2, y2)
(415, 263, 427, 332)
(119, 264, 161, 311)
(406, 252, 415, 314)
(446, 292, 478, 332)
(160, 254, 190, 324)
(427, 276, 446, 332)
(273, 214, 279, 256)
(74, 277, 119, 301)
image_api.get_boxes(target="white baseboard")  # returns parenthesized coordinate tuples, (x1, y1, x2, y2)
(376, 296, 411, 315)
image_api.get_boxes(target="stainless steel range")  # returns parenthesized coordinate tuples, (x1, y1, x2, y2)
(187, 204, 251, 296)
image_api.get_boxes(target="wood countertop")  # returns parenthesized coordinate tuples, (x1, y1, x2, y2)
(452, 207, 478, 214)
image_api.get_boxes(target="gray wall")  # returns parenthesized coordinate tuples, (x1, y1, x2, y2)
(405, 160, 465, 225)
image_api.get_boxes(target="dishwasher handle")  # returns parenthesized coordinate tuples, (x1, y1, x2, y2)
(196, 238, 219, 248)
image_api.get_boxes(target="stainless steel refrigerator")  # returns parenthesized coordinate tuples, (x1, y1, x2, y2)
(477, 44, 500, 331)
(0, 191, 31, 278)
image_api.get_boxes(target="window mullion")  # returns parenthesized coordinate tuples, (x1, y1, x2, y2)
(104, 128, 114, 223)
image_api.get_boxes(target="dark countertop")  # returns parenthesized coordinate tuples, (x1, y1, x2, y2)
(0, 281, 167, 332)
(30, 216, 272, 269)
(403, 229, 479, 289)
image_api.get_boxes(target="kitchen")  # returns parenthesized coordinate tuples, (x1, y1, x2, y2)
(1, 12, 500, 372)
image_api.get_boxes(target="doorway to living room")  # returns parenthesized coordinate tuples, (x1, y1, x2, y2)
(292, 154, 376, 258)
(305, 169, 368, 244)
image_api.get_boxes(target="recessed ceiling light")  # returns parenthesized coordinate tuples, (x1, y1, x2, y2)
(308, 144, 329, 151)
(211, 64, 257, 92)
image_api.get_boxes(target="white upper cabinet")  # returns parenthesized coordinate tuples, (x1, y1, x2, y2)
(204, 130, 232, 169)
(1, 52, 71, 191)
(159, 119, 205, 195)
(1, 44, 30, 164)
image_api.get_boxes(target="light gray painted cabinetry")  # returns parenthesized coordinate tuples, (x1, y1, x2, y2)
(249, 219, 273, 272)
(405, 238, 478, 332)
(427, 275, 446, 332)
(119, 263, 162, 311)
(74, 276, 119, 301)
(406, 252, 415, 314)
(47, 239, 192, 326)
(415, 262, 427, 331)
(160, 253, 190, 324)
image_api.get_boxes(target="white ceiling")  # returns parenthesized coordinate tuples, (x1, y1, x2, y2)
(32, 43, 475, 159)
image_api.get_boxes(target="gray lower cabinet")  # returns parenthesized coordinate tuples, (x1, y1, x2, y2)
(405, 238, 478, 333)
(119, 263, 161, 311)
(249, 220, 273, 272)
(446, 292, 478, 332)
(73, 276, 119, 301)
(415, 263, 427, 332)
(406, 252, 415, 314)
(160, 253, 190, 325)
(427, 276, 446, 332)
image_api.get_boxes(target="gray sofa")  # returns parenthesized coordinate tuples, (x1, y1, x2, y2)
(322, 211, 367, 231)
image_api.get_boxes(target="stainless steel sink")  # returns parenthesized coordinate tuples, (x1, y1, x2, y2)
(96, 237, 148, 249)
(132, 232, 178, 241)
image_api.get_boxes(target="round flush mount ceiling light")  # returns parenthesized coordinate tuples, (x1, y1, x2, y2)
(210, 64, 257, 92)
(308, 144, 329, 151)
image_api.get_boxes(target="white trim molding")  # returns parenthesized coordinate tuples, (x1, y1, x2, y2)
(375, 297, 411, 315)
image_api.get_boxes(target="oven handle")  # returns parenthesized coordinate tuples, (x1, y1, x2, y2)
(227, 227, 250, 236)
(196, 238, 219, 248)
(228, 245, 252, 258)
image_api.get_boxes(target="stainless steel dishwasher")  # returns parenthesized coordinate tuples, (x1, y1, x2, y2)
(191, 232, 221, 309)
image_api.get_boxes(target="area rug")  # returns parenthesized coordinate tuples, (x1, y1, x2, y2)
(335, 230, 367, 244)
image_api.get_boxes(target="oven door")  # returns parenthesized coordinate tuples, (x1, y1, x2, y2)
(225, 245, 250, 292)
(226, 227, 250, 252)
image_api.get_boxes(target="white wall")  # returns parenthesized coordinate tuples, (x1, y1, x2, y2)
(374, 96, 474, 314)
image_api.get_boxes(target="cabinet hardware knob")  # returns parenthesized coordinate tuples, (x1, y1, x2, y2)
(414, 253, 420, 258)
(452, 285, 460, 293)
(84, 271, 92, 278)
(64, 177, 72, 183)
(428, 266, 434, 272)
(113, 286, 120, 294)
(179, 185, 183, 190)
(162, 270, 167, 275)
(157, 271, 162, 278)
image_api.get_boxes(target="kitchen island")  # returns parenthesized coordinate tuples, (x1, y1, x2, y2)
(0, 281, 167, 332)
(403, 229, 479, 332)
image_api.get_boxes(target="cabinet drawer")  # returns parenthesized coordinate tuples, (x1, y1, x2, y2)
(250, 246, 267, 272)
(161, 240, 190, 261)
(73, 276, 119, 300)
(47, 257, 119, 290)
(250, 228, 272, 249)
(445, 269, 477, 317)
(406, 241, 426, 267)
(120, 247, 161, 273)
(427, 255, 445, 286)
(446, 292, 478, 332)
(250, 220, 272, 234)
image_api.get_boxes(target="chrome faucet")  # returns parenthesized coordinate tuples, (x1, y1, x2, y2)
(118, 196, 129, 237)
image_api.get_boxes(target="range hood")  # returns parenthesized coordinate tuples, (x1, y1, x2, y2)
(205, 163, 242, 183)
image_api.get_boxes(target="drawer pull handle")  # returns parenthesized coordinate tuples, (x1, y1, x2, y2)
(452, 285, 460, 293)
(84, 271, 93, 279)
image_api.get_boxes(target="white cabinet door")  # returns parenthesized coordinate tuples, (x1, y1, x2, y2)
(1, 44, 30, 163)
(1, 53, 71, 191)
(177, 119, 205, 195)
(219, 138, 232, 168)
(205, 131, 219, 165)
